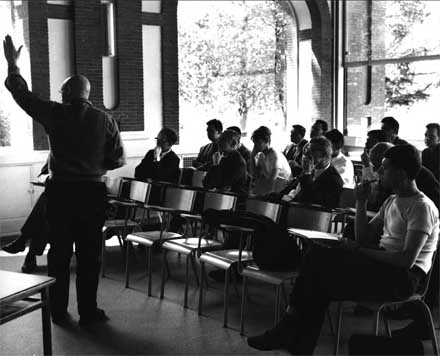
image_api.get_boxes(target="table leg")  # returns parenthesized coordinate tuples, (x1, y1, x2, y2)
(41, 287, 52, 356)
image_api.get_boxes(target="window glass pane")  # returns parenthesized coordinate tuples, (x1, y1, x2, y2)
(346, 1, 440, 62)
(346, 59, 440, 149)
(142, 0, 160, 13)
(0, 1, 33, 151)
(178, 0, 295, 152)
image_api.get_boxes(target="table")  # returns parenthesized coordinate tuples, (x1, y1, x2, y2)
(287, 228, 341, 241)
(0, 270, 55, 355)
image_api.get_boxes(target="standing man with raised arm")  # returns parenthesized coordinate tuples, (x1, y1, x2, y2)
(3, 35, 125, 326)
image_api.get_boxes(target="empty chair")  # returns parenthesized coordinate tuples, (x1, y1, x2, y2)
(160, 191, 238, 308)
(101, 179, 152, 277)
(125, 187, 197, 296)
(198, 198, 283, 328)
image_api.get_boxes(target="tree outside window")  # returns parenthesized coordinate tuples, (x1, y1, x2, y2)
(178, 0, 296, 152)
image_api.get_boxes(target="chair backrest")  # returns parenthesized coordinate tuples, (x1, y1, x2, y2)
(192, 170, 207, 188)
(203, 191, 237, 211)
(245, 198, 282, 223)
(104, 176, 122, 197)
(128, 180, 152, 204)
(286, 204, 333, 233)
(339, 188, 355, 209)
(163, 187, 197, 212)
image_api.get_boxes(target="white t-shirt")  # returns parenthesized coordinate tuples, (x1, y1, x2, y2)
(374, 192, 439, 273)
(253, 148, 292, 195)
(332, 152, 355, 188)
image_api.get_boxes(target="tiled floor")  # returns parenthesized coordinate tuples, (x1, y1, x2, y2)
(0, 238, 437, 355)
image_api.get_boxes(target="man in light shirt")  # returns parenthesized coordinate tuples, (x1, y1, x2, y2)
(325, 129, 354, 188)
(248, 144, 439, 355)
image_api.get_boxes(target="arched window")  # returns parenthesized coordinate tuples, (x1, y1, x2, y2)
(177, 0, 299, 152)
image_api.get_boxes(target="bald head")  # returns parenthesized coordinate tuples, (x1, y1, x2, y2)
(370, 142, 394, 170)
(60, 75, 91, 103)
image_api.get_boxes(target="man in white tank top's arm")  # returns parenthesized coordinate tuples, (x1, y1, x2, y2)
(247, 144, 439, 355)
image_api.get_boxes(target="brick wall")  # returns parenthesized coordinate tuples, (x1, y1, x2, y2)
(345, 1, 386, 132)
(161, 0, 179, 142)
(26, 0, 145, 150)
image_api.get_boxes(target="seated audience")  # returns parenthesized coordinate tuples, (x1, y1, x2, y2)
(325, 129, 354, 188)
(226, 126, 251, 170)
(248, 144, 439, 355)
(203, 129, 248, 195)
(283, 124, 308, 177)
(250, 126, 291, 196)
(134, 128, 180, 184)
(361, 129, 388, 181)
(422, 123, 440, 180)
(278, 137, 343, 209)
(192, 119, 223, 171)
(381, 116, 408, 145)
(2, 161, 49, 273)
(310, 119, 328, 139)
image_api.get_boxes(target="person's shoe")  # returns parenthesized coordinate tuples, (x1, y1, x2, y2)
(392, 321, 431, 340)
(79, 308, 109, 327)
(247, 313, 296, 351)
(52, 312, 71, 325)
(3, 237, 26, 254)
(21, 254, 37, 273)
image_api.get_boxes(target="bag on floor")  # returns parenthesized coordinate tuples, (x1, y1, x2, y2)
(348, 334, 424, 355)
(202, 209, 300, 271)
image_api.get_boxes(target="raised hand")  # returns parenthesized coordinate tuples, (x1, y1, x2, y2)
(212, 151, 223, 165)
(3, 35, 23, 66)
(360, 148, 371, 167)
(354, 181, 371, 202)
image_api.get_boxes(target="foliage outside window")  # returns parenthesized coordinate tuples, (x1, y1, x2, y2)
(178, 0, 295, 152)
(0, 1, 33, 151)
(344, 0, 440, 148)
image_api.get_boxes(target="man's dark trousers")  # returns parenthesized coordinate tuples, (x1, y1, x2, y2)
(46, 180, 106, 318)
(288, 246, 425, 355)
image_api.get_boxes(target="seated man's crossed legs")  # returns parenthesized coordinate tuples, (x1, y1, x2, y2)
(247, 245, 425, 355)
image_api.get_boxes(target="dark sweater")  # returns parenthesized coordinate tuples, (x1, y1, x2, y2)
(422, 144, 440, 181)
(203, 150, 248, 195)
(280, 165, 344, 209)
(134, 149, 180, 184)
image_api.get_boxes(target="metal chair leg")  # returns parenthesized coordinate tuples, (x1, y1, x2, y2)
(374, 305, 385, 336)
(125, 241, 131, 288)
(334, 302, 344, 356)
(384, 315, 392, 337)
(223, 269, 230, 328)
(184, 254, 190, 308)
(101, 233, 106, 278)
(198, 261, 205, 315)
(160, 249, 167, 300)
(419, 300, 440, 356)
(240, 276, 248, 336)
(275, 285, 281, 324)
(147, 246, 153, 297)
(189, 254, 200, 286)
